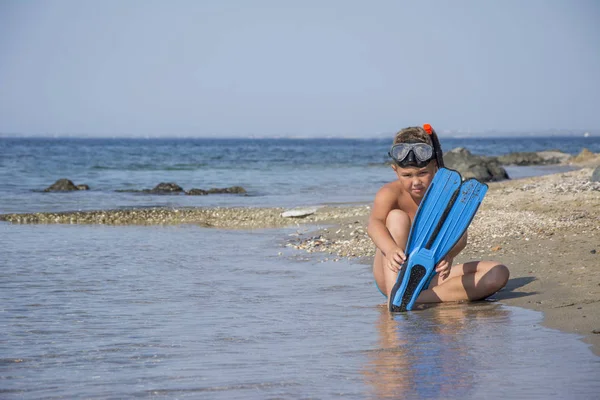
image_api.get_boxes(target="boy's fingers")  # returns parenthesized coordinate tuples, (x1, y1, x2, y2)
(387, 260, 397, 271)
(435, 262, 447, 273)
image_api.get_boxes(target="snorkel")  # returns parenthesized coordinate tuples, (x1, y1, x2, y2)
(422, 123, 445, 169)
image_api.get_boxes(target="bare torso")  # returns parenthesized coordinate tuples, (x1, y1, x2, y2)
(379, 180, 420, 223)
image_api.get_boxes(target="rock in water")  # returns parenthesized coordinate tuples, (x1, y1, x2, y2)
(281, 207, 318, 218)
(148, 183, 184, 194)
(44, 179, 80, 192)
(186, 188, 209, 195)
(207, 186, 246, 194)
(186, 186, 247, 195)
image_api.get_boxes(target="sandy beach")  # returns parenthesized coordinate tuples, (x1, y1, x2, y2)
(2, 166, 600, 355)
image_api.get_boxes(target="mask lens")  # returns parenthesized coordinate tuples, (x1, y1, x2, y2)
(412, 144, 433, 161)
(389, 144, 411, 162)
(389, 143, 433, 164)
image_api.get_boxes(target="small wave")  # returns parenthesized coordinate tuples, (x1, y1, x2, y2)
(146, 381, 299, 395)
(91, 165, 113, 170)
(92, 163, 208, 171)
(165, 163, 208, 170)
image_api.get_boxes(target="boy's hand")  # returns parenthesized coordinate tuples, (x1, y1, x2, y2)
(384, 247, 406, 273)
(435, 256, 454, 280)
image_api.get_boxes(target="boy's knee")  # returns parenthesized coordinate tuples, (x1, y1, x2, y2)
(385, 209, 410, 229)
(483, 263, 509, 292)
(385, 209, 411, 240)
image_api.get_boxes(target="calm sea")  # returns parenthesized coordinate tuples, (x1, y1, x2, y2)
(2, 136, 600, 399)
(1, 136, 598, 214)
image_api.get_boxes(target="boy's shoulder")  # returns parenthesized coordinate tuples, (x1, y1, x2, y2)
(374, 180, 406, 205)
(373, 181, 417, 217)
(377, 180, 404, 196)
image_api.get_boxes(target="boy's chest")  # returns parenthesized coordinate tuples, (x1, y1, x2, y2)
(396, 193, 419, 222)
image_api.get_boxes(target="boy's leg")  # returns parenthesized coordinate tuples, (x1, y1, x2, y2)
(416, 261, 509, 303)
(372, 209, 411, 297)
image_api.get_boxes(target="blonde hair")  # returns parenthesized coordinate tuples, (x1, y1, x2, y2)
(393, 126, 433, 146)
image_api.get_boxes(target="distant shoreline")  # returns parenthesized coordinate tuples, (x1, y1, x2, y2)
(0, 132, 598, 140)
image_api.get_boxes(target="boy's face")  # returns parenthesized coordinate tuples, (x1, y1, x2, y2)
(392, 161, 437, 199)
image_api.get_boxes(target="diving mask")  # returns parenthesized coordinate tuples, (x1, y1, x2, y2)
(388, 142, 434, 167)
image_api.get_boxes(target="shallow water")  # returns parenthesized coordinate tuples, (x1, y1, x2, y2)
(1, 223, 599, 399)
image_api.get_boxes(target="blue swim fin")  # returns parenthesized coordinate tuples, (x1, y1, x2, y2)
(389, 168, 488, 312)
(388, 168, 462, 311)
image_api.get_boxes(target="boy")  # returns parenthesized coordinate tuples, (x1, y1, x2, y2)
(367, 125, 509, 309)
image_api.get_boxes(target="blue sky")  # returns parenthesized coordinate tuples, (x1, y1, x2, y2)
(1, 1, 599, 137)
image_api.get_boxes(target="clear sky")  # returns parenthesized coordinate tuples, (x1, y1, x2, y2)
(1, 1, 599, 137)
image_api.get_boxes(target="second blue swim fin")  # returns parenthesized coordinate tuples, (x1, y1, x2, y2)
(389, 168, 488, 312)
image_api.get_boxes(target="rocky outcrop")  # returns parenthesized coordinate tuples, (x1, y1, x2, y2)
(592, 166, 600, 183)
(186, 186, 247, 195)
(144, 182, 185, 194)
(443, 148, 509, 182)
(537, 151, 572, 164)
(496, 151, 571, 166)
(116, 183, 247, 195)
(570, 149, 597, 164)
(186, 189, 210, 196)
(44, 179, 90, 192)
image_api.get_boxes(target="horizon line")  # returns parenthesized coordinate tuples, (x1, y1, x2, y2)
(0, 129, 598, 140)
(0, 134, 598, 141)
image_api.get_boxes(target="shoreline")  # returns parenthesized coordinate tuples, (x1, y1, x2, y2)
(2, 167, 599, 355)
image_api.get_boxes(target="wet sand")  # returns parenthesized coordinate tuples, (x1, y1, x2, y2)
(2, 167, 599, 355)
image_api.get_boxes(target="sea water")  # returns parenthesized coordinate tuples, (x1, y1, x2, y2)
(2, 136, 600, 399)
(1, 224, 599, 399)
(1, 136, 598, 213)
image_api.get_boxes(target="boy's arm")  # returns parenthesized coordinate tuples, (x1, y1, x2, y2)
(367, 188, 402, 257)
(436, 231, 468, 277)
(446, 231, 468, 259)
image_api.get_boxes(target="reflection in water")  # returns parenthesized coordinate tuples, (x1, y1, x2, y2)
(363, 302, 510, 399)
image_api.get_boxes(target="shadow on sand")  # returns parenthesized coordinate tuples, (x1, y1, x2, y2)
(494, 276, 538, 300)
